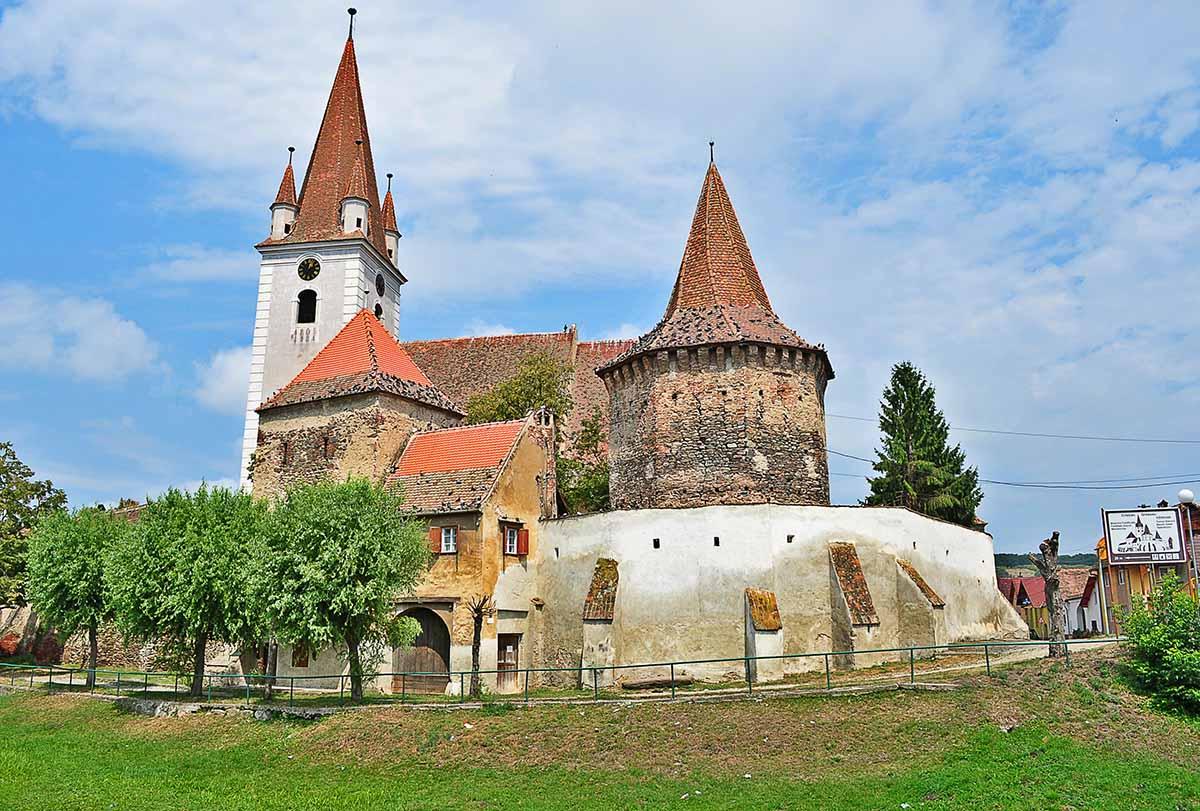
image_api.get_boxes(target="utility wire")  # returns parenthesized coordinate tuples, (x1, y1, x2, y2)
(828, 449, 1200, 491)
(827, 412, 1200, 445)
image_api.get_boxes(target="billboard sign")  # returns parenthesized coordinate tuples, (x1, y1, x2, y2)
(1102, 507, 1186, 565)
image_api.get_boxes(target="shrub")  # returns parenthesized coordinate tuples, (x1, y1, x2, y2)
(1121, 573, 1200, 713)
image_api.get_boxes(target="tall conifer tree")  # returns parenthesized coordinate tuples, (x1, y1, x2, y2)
(863, 362, 983, 527)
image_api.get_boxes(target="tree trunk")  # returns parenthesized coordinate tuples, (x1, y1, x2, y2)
(1029, 531, 1066, 657)
(346, 632, 363, 702)
(189, 631, 208, 696)
(86, 621, 98, 689)
(264, 641, 278, 701)
(470, 611, 483, 698)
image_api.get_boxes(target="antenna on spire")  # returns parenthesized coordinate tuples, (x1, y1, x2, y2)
(287, 146, 295, 165)
(709, 141, 715, 163)
(386, 172, 393, 192)
(347, 8, 357, 40)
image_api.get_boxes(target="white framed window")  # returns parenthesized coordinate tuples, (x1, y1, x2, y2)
(505, 525, 519, 555)
(440, 526, 457, 554)
(1117, 569, 1126, 585)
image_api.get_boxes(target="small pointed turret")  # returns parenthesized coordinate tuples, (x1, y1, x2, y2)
(340, 140, 370, 235)
(382, 173, 400, 263)
(269, 147, 299, 239)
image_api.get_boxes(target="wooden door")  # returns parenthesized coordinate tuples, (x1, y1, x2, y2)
(392, 608, 451, 694)
(497, 634, 520, 692)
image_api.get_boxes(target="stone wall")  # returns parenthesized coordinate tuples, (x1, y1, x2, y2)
(251, 391, 459, 498)
(603, 342, 830, 509)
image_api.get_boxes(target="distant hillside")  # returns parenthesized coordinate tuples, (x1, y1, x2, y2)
(995, 552, 1097, 571)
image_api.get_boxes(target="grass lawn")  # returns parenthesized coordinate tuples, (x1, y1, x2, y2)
(0, 649, 1197, 810)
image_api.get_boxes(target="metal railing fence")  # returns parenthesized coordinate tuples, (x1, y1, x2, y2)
(0, 636, 1119, 709)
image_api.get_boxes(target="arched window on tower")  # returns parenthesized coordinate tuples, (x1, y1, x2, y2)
(297, 289, 317, 324)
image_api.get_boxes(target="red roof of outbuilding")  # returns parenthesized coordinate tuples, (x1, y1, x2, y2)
(394, 420, 525, 476)
(259, 310, 459, 413)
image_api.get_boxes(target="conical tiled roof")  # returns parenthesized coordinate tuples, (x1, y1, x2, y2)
(260, 36, 387, 256)
(382, 189, 398, 233)
(344, 152, 369, 202)
(665, 162, 773, 316)
(600, 161, 831, 376)
(259, 310, 461, 413)
(272, 161, 297, 208)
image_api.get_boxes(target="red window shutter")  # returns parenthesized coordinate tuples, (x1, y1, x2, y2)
(517, 528, 529, 556)
(428, 526, 441, 554)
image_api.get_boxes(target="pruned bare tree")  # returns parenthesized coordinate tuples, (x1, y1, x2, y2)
(466, 594, 495, 698)
(1029, 530, 1066, 657)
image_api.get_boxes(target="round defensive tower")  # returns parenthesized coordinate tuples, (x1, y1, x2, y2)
(598, 160, 834, 510)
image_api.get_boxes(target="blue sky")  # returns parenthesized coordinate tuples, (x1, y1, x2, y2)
(3, 1, 1200, 553)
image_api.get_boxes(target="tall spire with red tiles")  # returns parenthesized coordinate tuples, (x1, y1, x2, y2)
(282, 13, 387, 255)
(664, 157, 773, 318)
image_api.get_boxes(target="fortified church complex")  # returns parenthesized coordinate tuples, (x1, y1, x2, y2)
(241, 20, 1025, 692)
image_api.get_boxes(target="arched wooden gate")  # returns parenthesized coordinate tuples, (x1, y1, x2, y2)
(392, 607, 451, 694)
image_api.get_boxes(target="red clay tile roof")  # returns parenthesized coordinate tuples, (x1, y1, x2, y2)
(829, 542, 879, 626)
(599, 163, 831, 377)
(259, 37, 387, 256)
(345, 152, 369, 201)
(570, 339, 634, 439)
(259, 310, 459, 413)
(382, 189, 398, 233)
(273, 162, 297, 208)
(394, 420, 525, 476)
(1058, 569, 1093, 601)
(582, 558, 619, 621)
(997, 576, 1018, 604)
(388, 420, 526, 514)
(745, 588, 782, 631)
(1017, 577, 1046, 609)
(897, 559, 945, 608)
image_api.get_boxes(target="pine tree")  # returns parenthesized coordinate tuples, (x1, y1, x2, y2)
(863, 362, 983, 527)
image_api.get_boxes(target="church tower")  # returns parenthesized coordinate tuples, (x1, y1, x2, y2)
(240, 11, 405, 487)
(599, 157, 834, 509)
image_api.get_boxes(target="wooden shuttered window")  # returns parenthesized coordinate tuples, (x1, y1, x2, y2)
(516, 528, 529, 556)
(428, 526, 441, 554)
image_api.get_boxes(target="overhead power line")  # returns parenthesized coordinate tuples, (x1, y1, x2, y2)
(828, 449, 1200, 491)
(827, 412, 1200, 445)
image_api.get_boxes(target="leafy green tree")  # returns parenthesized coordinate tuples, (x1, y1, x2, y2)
(557, 407, 610, 514)
(259, 478, 429, 701)
(0, 442, 67, 605)
(1121, 573, 1200, 713)
(107, 485, 265, 696)
(465, 351, 574, 426)
(27, 508, 129, 687)
(863, 362, 982, 527)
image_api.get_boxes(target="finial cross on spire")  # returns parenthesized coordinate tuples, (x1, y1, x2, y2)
(347, 8, 357, 40)
(709, 141, 715, 163)
(386, 172, 393, 193)
(287, 145, 295, 166)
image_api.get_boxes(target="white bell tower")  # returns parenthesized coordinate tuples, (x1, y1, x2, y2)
(239, 14, 406, 489)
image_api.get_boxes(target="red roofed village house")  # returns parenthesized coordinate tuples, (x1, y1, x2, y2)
(237, 18, 1026, 694)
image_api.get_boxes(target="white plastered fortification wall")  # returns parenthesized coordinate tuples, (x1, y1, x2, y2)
(535, 505, 1026, 683)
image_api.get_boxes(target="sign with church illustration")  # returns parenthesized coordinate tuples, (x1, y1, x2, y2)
(1102, 507, 1187, 565)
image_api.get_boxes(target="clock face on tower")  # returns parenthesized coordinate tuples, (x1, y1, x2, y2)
(297, 258, 321, 281)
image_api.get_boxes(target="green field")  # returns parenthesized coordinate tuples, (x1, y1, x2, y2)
(0, 649, 1196, 810)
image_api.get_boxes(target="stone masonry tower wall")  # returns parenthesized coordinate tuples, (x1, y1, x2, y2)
(600, 160, 833, 509)
(604, 343, 829, 509)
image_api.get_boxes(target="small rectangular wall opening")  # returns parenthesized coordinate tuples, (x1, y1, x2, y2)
(786, 534, 794, 544)
(652, 538, 660, 549)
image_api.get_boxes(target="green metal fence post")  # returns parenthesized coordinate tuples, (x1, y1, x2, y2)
(1065, 641, 1071, 668)
(824, 653, 831, 690)
(68, 669, 73, 691)
(745, 657, 752, 694)
(592, 668, 598, 700)
(460, 673, 465, 704)
(909, 648, 915, 684)
(173, 673, 179, 697)
(289, 677, 294, 708)
(401, 673, 406, 704)
(670, 663, 676, 700)
(985, 643, 991, 677)
(339, 675, 344, 706)
(115, 671, 121, 696)
(245, 678, 250, 705)
(523, 670, 529, 706)
(207, 674, 212, 703)
(47, 664, 53, 692)
(144, 673, 149, 695)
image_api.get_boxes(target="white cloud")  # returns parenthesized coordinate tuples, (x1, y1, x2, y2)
(143, 245, 257, 282)
(194, 345, 251, 415)
(0, 283, 157, 381)
(460, 320, 516, 337)
(596, 323, 645, 341)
